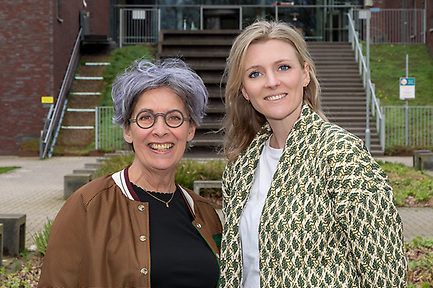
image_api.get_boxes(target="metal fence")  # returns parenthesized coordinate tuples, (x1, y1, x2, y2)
(94, 104, 433, 151)
(95, 106, 124, 150)
(350, 8, 426, 44)
(383, 106, 433, 147)
(119, 8, 160, 47)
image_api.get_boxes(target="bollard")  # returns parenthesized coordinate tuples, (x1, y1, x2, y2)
(412, 150, 432, 170)
(0, 214, 26, 257)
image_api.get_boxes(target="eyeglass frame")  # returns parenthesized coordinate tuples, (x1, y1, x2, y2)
(129, 109, 191, 129)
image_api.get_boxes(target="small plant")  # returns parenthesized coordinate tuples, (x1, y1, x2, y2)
(31, 218, 53, 256)
(174, 159, 226, 190)
(95, 152, 135, 178)
(406, 237, 433, 287)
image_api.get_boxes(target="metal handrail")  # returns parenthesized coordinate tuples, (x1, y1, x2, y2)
(347, 11, 385, 151)
(41, 28, 82, 159)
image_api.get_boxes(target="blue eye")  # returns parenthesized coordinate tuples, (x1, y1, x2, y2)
(249, 71, 260, 78)
(279, 65, 290, 71)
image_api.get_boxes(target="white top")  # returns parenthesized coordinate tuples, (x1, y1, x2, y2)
(239, 136, 283, 288)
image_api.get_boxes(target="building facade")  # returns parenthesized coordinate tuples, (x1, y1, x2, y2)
(0, 0, 431, 155)
(0, 0, 109, 155)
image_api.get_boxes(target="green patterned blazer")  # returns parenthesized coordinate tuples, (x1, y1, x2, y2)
(220, 102, 407, 288)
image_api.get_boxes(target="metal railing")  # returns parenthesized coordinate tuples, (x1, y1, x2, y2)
(119, 8, 160, 47)
(40, 28, 82, 159)
(95, 106, 124, 150)
(347, 11, 385, 151)
(350, 8, 426, 44)
(383, 106, 433, 147)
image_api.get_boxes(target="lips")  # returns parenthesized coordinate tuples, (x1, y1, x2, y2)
(265, 93, 286, 101)
(149, 143, 173, 152)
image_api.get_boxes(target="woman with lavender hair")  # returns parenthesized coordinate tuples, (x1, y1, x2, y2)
(39, 58, 222, 288)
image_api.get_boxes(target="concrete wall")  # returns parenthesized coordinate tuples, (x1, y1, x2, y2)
(0, 0, 110, 155)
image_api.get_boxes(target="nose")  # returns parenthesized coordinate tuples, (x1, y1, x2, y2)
(265, 71, 280, 88)
(152, 115, 169, 136)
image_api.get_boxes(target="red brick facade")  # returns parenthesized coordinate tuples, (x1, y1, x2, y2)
(0, 0, 109, 155)
(372, 0, 433, 55)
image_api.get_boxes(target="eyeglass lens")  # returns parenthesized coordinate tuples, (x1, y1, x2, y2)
(135, 110, 185, 129)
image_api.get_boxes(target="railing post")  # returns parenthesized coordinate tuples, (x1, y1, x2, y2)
(95, 107, 99, 150)
(381, 107, 385, 151)
(365, 10, 371, 152)
(371, 83, 375, 116)
(119, 9, 123, 48)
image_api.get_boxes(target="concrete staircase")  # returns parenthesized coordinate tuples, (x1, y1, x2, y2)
(54, 50, 111, 155)
(309, 42, 383, 156)
(157, 31, 383, 158)
(158, 30, 240, 158)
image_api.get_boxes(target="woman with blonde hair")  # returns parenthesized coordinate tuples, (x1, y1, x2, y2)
(220, 20, 407, 287)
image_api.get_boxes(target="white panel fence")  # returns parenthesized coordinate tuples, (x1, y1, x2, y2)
(94, 106, 433, 151)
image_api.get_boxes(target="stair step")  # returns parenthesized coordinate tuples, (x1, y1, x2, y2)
(70, 92, 102, 96)
(199, 122, 223, 130)
(85, 62, 111, 66)
(66, 108, 96, 112)
(322, 87, 365, 92)
(158, 51, 229, 58)
(160, 40, 234, 46)
(75, 76, 104, 80)
(206, 101, 226, 113)
(61, 126, 94, 130)
(191, 64, 226, 70)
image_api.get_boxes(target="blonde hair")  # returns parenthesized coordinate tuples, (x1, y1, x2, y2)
(223, 20, 326, 163)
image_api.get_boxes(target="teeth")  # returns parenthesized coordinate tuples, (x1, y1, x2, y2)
(266, 94, 286, 101)
(150, 143, 173, 152)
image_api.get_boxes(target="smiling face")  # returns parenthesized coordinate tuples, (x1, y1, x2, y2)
(241, 39, 310, 130)
(124, 87, 196, 176)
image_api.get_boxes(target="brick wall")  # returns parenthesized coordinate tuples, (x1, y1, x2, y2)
(0, 0, 52, 155)
(372, 0, 433, 56)
(88, 0, 110, 36)
(424, 0, 433, 55)
(0, 0, 110, 155)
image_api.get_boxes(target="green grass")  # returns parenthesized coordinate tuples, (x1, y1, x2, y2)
(0, 167, 20, 174)
(376, 160, 433, 206)
(366, 43, 433, 106)
(99, 44, 157, 106)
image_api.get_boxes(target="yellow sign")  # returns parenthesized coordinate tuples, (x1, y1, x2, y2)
(41, 96, 54, 104)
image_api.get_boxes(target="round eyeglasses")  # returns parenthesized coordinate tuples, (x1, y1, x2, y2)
(129, 109, 191, 129)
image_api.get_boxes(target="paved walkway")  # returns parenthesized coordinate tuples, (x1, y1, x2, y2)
(0, 156, 97, 246)
(0, 155, 432, 248)
(375, 156, 433, 242)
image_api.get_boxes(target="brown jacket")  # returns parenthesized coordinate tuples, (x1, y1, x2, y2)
(38, 168, 222, 287)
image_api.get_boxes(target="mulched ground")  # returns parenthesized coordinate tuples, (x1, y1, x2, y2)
(0, 254, 42, 287)
(2, 246, 432, 286)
